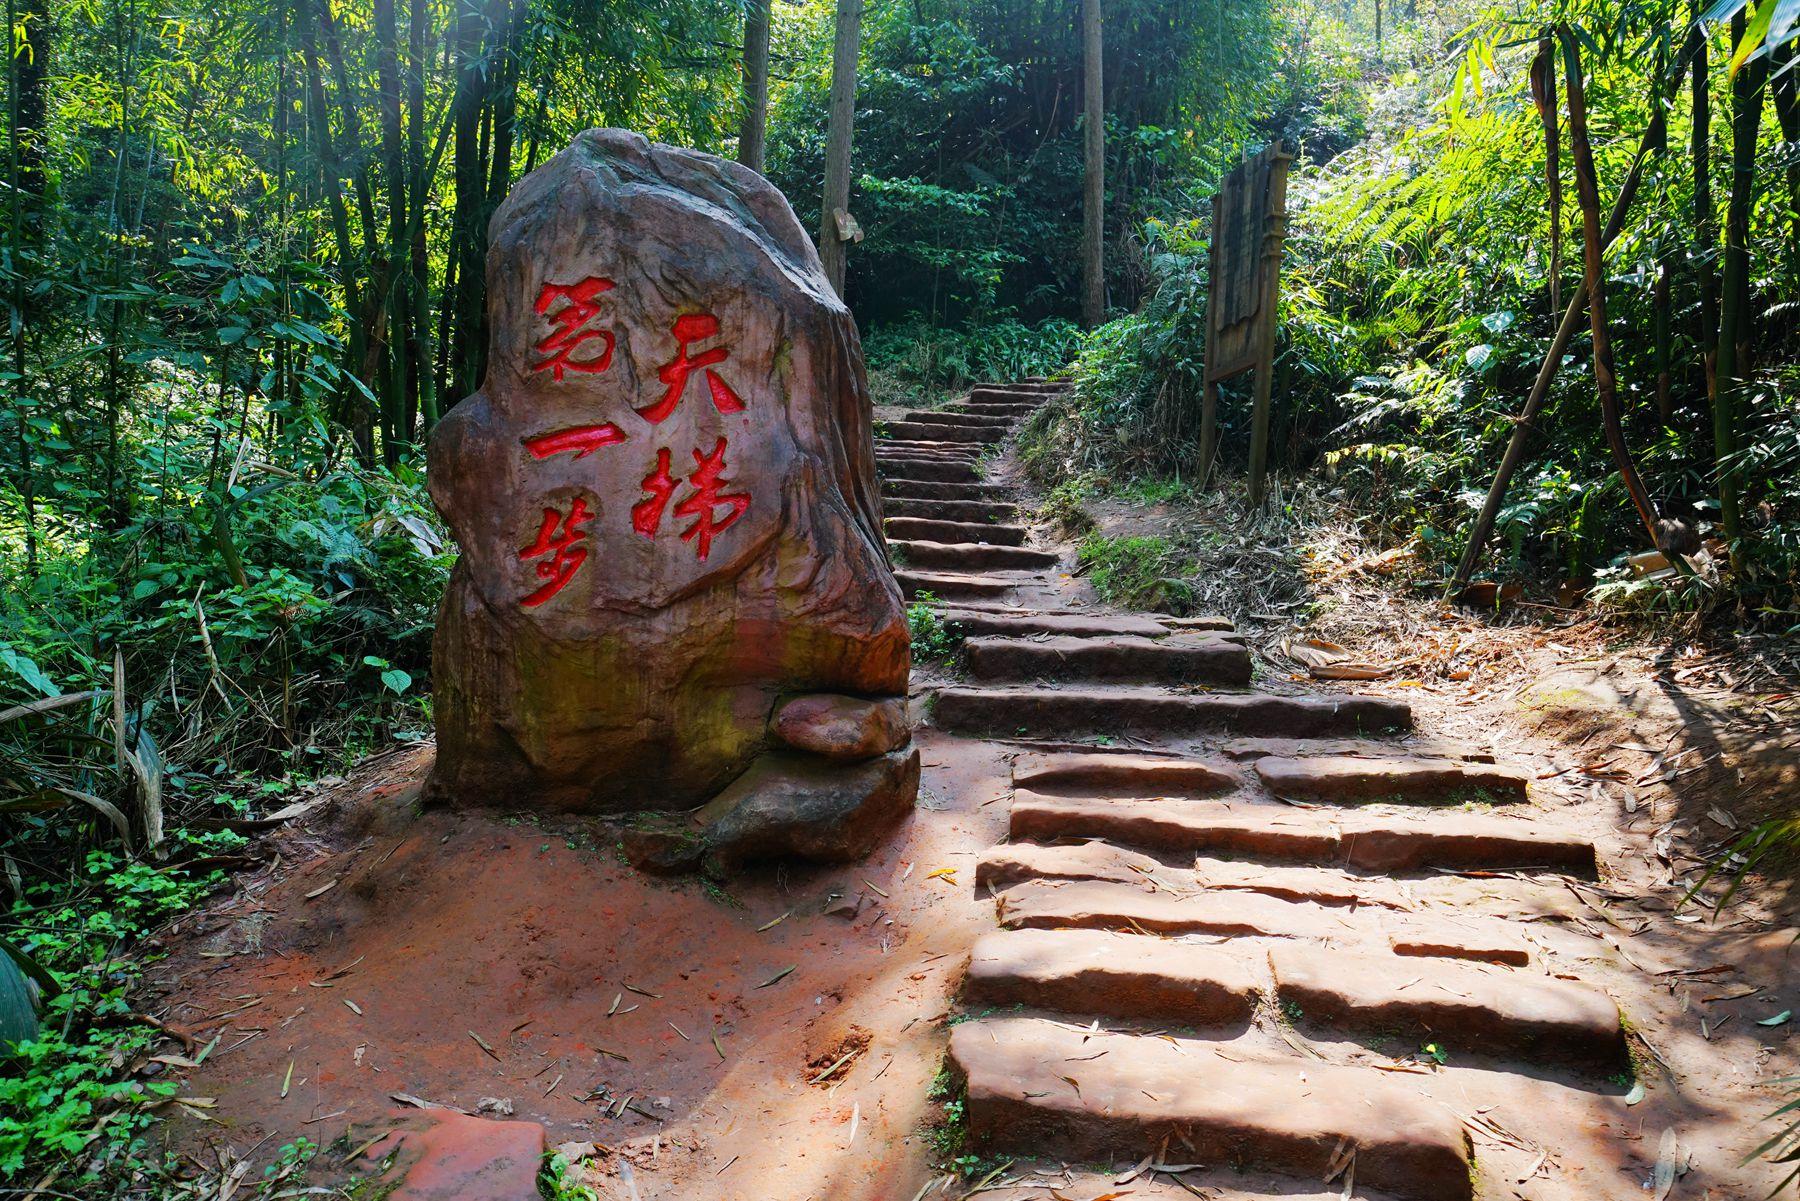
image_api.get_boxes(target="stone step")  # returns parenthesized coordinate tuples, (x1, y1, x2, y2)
(891, 540, 1061, 572)
(976, 379, 1067, 392)
(971, 384, 1063, 401)
(882, 420, 1007, 444)
(932, 685, 1412, 739)
(1254, 755, 1531, 805)
(901, 410, 1017, 428)
(974, 841, 1418, 908)
(1013, 750, 1239, 795)
(949, 1017, 1472, 1201)
(975, 839, 1166, 892)
(1188, 856, 1413, 908)
(875, 443, 979, 461)
(964, 633, 1252, 686)
(882, 497, 1021, 524)
(962, 929, 1624, 1069)
(994, 878, 1533, 966)
(895, 568, 1016, 601)
(883, 517, 1028, 546)
(934, 609, 1170, 640)
(964, 928, 1259, 1025)
(877, 459, 978, 483)
(1270, 944, 1627, 1067)
(949, 402, 1039, 417)
(1224, 737, 1494, 763)
(1008, 794, 1598, 874)
(879, 480, 1012, 502)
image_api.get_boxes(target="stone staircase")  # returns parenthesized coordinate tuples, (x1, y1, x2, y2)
(876, 381, 1630, 1201)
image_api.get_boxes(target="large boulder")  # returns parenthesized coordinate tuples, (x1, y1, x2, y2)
(426, 129, 912, 837)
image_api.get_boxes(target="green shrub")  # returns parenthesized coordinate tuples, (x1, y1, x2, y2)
(1076, 534, 1196, 614)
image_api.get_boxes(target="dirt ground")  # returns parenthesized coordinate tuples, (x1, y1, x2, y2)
(140, 462, 1800, 1200)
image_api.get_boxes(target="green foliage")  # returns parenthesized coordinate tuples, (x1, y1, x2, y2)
(907, 594, 964, 662)
(1076, 534, 1197, 614)
(539, 1150, 601, 1201)
(1023, 0, 1800, 612)
(1037, 477, 1100, 538)
(0, 840, 238, 1184)
(865, 318, 1084, 397)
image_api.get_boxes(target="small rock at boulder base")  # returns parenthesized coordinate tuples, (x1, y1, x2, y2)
(773, 693, 909, 759)
(361, 1110, 545, 1201)
(426, 129, 912, 824)
(698, 748, 920, 872)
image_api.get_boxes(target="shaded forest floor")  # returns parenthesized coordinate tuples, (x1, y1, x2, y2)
(130, 428, 1800, 1200)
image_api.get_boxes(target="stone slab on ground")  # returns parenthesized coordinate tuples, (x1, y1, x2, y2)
(365, 1111, 546, 1201)
(1011, 749, 1239, 795)
(963, 633, 1252, 686)
(949, 1017, 1474, 1201)
(965, 928, 1260, 1024)
(1007, 794, 1598, 873)
(1255, 754, 1531, 804)
(932, 684, 1413, 738)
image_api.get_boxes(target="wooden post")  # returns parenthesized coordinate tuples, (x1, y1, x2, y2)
(1246, 142, 1290, 510)
(1198, 377, 1219, 487)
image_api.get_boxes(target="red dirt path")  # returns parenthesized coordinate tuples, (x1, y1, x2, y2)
(146, 729, 1014, 1199)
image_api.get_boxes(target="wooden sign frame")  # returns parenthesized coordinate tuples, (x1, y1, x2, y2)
(1199, 141, 1292, 505)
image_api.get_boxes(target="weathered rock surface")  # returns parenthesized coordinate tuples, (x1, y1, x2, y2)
(949, 1018, 1473, 1201)
(771, 693, 909, 760)
(426, 130, 910, 820)
(1254, 754, 1530, 804)
(364, 1111, 545, 1201)
(696, 748, 920, 871)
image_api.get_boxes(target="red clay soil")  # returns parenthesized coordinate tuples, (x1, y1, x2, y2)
(142, 729, 1017, 1200)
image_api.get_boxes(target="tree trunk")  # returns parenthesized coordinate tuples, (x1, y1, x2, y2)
(374, 0, 409, 462)
(739, 0, 771, 174)
(1649, 38, 1671, 423)
(1080, 0, 1104, 327)
(5, 0, 33, 574)
(299, 0, 369, 438)
(1561, 30, 1662, 548)
(1528, 31, 1561, 317)
(14, 0, 47, 197)
(1771, 42, 1800, 280)
(406, 0, 434, 438)
(1689, 0, 1717, 398)
(1450, 100, 1669, 592)
(818, 0, 863, 297)
(316, 0, 382, 266)
(448, 0, 494, 395)
(1713, 10, 1766, 545)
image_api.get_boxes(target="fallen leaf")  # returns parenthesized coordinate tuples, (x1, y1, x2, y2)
(755, 965, 797, 989)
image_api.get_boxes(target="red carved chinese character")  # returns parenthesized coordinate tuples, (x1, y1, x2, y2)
(638, 313, 747, 424)
(523, 424, 626, 460)
(532, 277, 616, 380)
(629, 439, 751, 561)
(631, 448, 678, 538)
(517, 498, 594, 607)
(674, 437, 751, 561)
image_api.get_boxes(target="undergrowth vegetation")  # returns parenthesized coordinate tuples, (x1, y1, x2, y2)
(1021, 0, 1800, 619)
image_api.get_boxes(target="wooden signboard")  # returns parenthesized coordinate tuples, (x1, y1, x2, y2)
(1200, 141, 1292, 505)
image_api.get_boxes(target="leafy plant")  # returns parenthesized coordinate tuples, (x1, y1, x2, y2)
(1076, 534, 1197, 614)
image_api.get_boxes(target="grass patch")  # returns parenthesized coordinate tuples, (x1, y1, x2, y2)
(907, 594, 965, 662)
(1076, 534, 1197, 614)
